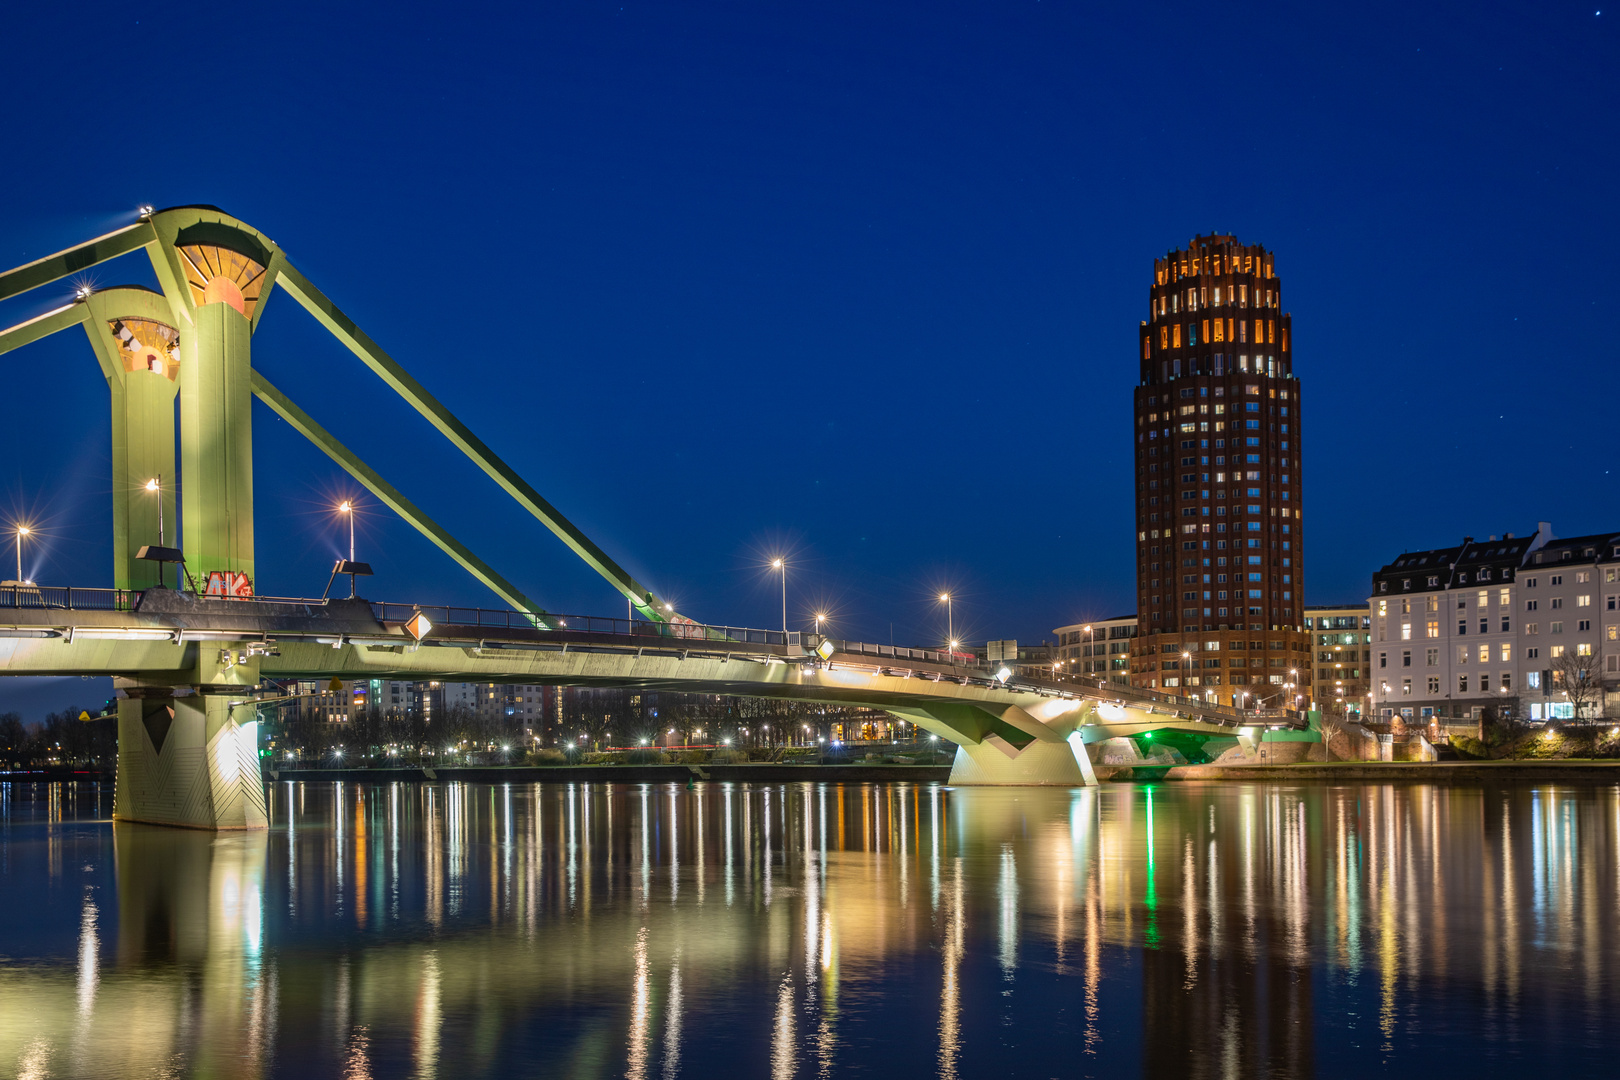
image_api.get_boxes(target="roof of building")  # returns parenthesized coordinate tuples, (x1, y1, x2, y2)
(1371, 525, 1620, 596)
(1524, 532, 1620, 566)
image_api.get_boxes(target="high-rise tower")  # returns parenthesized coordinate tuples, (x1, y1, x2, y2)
(1130, 234, 1307, 709)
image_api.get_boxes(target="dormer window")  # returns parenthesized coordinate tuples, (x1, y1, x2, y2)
(1402, 579, 1411, 590)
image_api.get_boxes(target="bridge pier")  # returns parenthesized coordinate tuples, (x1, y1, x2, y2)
(115, 686, 268, 831)
(946, 734, 1098, 786)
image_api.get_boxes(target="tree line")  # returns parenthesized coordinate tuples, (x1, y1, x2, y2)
(0, 710, 117, 769)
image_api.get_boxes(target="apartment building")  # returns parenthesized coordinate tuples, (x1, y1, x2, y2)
(1368, 523, 1620, 726)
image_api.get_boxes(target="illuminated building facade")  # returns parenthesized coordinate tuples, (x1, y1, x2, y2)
(1368, 522, 1620, 727)
(1053, 614, 1137, 687)
(1130, 234, 1308, 706)
(1302, 604, 1370, 718)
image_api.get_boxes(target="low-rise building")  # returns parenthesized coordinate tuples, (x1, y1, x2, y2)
(1054, 615, 1137, 688)
(1303, 604, 1370, 718)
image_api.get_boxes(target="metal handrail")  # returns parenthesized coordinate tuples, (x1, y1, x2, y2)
(368, 603, 801, 648)
(0, 585, 138, 611)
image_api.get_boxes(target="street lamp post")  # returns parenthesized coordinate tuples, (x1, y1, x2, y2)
(1181, 651, 1191, 698)
(142, 476, 173, 588)
(337, 499, 361, 598)
(13, 525, 28, 584)
(772, 558, 786, 637)
(939, 593, 953, 652)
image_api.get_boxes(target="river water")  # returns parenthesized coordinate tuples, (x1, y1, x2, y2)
(1, 779, 1618, 1078)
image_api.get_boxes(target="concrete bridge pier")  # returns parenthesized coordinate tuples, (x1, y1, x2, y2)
(889, 701, 1100, 787)
(946, 736, 1097, 786)
(113, 646, 268, 830)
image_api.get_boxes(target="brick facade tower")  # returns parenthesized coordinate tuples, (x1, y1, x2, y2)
(1130, 234, 1307, 708)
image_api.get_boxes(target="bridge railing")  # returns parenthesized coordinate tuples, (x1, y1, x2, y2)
(0, 585, 137, 611)
(825, 637, 1306, 727)
(368, 602, 801, 648)
(826, 639, 961, 666)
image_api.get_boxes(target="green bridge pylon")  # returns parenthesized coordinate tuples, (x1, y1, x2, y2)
(0, 206, 688, 828)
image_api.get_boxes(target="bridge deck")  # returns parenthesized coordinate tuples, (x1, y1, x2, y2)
(0, 586, 1306, 730)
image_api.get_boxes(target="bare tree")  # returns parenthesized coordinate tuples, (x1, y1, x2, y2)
(1551, 649, 1604, 720)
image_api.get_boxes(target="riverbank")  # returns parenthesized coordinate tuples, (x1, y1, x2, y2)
(1094, 760, 1620, 783)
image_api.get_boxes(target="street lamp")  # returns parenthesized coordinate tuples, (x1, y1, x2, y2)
(339, 500, 356, 563)
(332, 498, 373, 598)
(1182, 651, 1191, 698)
(12, 524, 30, 585)
(765, 556, 791, 637)
(938, 593, 954, 654)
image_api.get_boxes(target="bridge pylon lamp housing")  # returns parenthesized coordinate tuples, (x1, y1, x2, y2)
(136, 544, 192, 591)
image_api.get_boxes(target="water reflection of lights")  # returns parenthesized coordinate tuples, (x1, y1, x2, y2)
(4, 782, 1620, 1074)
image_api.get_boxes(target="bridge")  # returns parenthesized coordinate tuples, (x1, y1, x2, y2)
(0, 207, 1304, 828)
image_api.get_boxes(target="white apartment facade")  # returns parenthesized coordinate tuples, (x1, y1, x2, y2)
(1369, 523, 1620, 727)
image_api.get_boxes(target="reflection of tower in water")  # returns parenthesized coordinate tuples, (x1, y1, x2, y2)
(1120, 787, 1315, 1079)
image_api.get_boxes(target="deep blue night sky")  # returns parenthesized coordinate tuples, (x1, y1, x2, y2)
(2, 1, 1616, 716)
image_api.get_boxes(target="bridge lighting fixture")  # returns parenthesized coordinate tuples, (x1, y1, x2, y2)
(769, 558, 787, 635)
(74, 284, 92, 301)
(138, 205, 154, 218)
(11, 524, 32, 585)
